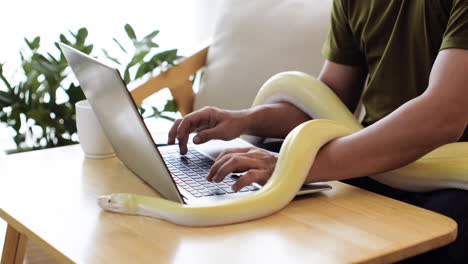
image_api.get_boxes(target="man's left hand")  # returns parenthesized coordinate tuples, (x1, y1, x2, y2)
(206, 147, 279, 192)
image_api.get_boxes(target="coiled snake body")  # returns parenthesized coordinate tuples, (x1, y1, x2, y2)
(98, 71, 468, 226)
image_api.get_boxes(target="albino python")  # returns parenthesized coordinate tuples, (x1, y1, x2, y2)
(98, 71, 468, 226)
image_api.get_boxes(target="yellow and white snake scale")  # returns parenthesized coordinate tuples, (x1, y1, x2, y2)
(98, 71, 468, 226)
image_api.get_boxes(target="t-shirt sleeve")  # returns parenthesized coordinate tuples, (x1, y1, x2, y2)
(321, 0, 366, 65)
(440, 0, 468, 50)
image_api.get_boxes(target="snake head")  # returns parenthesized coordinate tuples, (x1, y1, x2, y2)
(98, 193, 138, 214)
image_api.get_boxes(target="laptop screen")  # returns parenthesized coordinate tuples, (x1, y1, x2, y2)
(60, 43, 184, 203)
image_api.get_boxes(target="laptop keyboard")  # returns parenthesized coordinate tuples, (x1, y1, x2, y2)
(160, 149, 258, 198)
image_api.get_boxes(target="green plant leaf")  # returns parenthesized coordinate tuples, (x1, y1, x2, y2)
(59, 34, 71, 45)
(123, 68, 131, 84)
(51, 103, 73, 118)
(24, 38, 33, 49)
(13, 133, 26, 146)
(25, 37, 41, 50)
(112, 38, 128, 54)
(0, 112, 7, 122)
(159, 115, 175, 122)
(128, 51, 149, 68)
(144, 30, 160, 40)
(28, 108, 54, 127)
(0, 64, 13, 91)
(0, 90, 14, 107)
(102, 49, 121, 65)
(124, 24, 137, 40)
(33, 54, 61, 73)
(66, 83, 86, 103)
(162, 99, 177, 112)
(76, 28, 88, 46)
(9, 108, 22, 132)
(149, 49, 181, 66)
(55, 42, 69, 64)
(142, 106, 161, 119)
(134, 63, 151, 80)
(82, 44, 93, 55)
(151, 106, 160, 115)
(68, 30, 77, 39)
(56, 137, 76, 146)
(46, 52, 59, 63)
(138, 106, 146, 115)
(148, 42, 159, 48)
(32, 37, 40, 49)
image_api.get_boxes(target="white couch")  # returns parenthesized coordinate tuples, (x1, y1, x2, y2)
(194, 0, 333, 111)
(131, 0, 334, 115)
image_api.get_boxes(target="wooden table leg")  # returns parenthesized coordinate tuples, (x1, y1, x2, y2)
(1, 224, 27, 264)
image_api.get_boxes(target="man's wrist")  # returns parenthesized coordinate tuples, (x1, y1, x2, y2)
(238, 107, 257, 135)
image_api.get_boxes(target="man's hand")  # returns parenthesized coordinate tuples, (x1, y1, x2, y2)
(168, 107, 250, 154)
(206, 147, 278, 192)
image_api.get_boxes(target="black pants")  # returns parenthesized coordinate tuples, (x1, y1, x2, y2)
(260, 141, 468, 264)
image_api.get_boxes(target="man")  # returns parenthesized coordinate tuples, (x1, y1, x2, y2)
(168, 1, 468, 262)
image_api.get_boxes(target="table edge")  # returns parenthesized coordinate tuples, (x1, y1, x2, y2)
(360, 214, 458, 264)
(0, 209, 73, 264)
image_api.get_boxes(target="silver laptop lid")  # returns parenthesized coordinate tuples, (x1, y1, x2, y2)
(60, 43, 184, 203)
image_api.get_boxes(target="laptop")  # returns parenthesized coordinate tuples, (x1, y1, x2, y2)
(59, 43, 332, 205)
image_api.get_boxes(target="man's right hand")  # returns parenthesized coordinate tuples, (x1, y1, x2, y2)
(168, 106, 250, 154)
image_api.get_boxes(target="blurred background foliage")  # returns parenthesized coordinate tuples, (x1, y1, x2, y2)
(0, 24, 182, 153)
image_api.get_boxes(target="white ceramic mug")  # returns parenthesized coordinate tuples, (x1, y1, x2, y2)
(75, 100, 115, 159)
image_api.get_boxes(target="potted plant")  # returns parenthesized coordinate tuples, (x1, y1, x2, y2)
(0, 24, 181, 153)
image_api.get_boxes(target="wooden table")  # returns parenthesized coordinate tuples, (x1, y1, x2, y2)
(0, 145, 457, 264)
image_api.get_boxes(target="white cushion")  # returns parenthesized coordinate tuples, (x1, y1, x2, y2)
(194, 0, 333, 111)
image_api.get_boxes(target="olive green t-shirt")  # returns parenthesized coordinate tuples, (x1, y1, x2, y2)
(322, 0, 468, 140)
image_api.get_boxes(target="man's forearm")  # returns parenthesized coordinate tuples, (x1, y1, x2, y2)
(242, 102, 310, 138)
(240, 61, 367, 140)
(307, 94, 466, 183)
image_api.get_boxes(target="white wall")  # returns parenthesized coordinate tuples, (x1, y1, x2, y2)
(0, 0, 222, 65)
